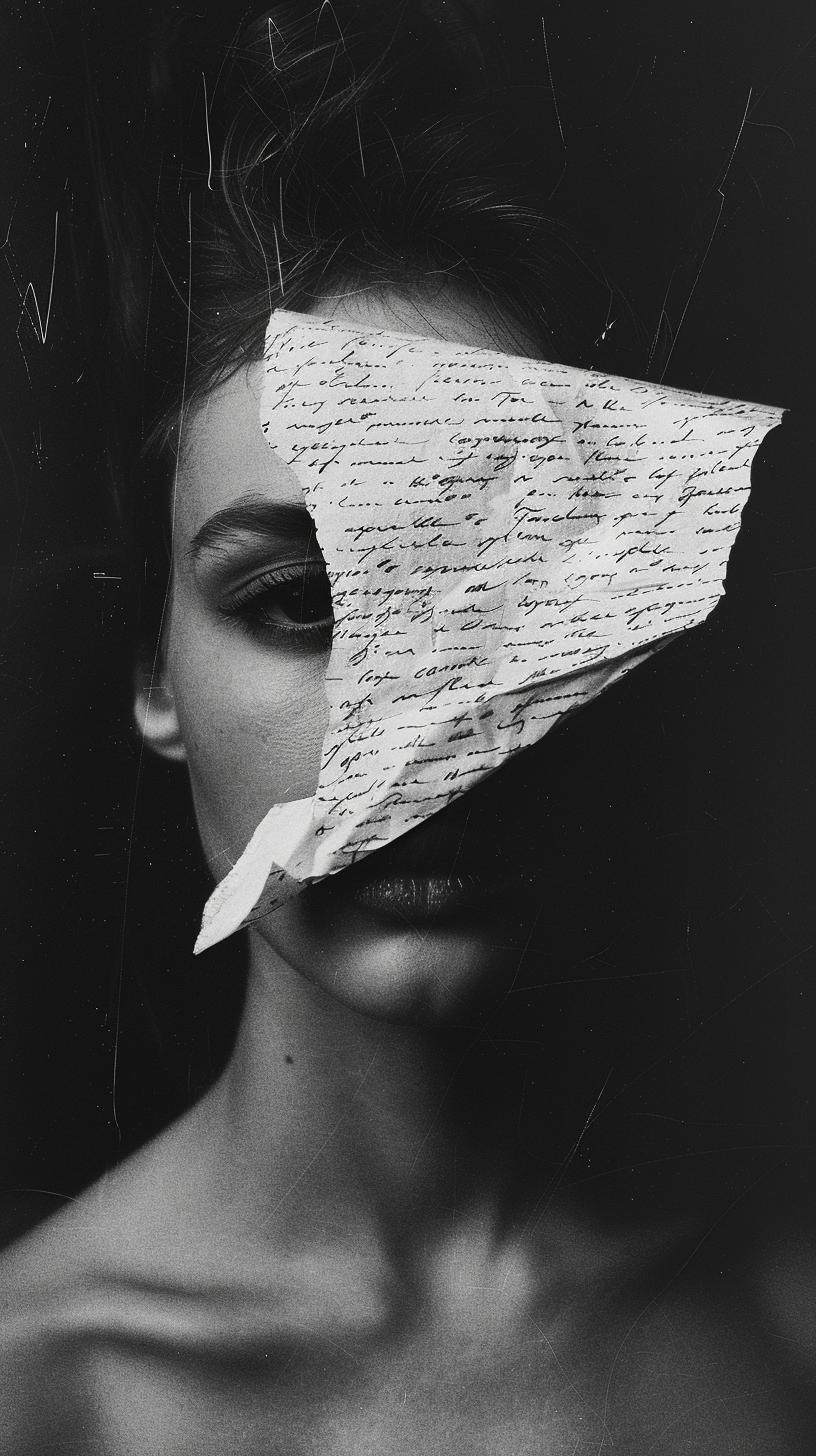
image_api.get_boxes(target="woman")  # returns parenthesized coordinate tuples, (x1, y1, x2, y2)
(1, 2, 813, 1449)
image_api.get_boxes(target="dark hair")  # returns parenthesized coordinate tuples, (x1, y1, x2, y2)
(96, 0, 610, 648)
(142, 1, 609, 437)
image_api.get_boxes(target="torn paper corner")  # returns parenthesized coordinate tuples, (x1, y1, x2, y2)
(193, 797, 315, 954)
(193, 312, 785, 953)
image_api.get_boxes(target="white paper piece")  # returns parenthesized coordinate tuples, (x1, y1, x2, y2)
(194, 312, 783, 953)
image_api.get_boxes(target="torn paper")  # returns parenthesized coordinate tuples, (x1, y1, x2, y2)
(195, 312, 783, 952)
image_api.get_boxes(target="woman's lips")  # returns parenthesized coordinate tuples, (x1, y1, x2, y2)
(316, 795, 533, 923)
(349, 871, 485, 922)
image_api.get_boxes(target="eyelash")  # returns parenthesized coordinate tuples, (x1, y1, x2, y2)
(218, 561, 334, 649)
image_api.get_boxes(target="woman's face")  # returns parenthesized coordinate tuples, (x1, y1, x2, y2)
(162, 290, 579, 1023)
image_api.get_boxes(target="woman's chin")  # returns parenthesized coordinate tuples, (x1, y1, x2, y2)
(251, 886, 531, 1025)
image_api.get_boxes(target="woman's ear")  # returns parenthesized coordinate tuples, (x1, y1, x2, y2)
(133, 653, 187, 762)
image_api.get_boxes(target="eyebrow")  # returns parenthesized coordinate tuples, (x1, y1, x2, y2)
(188, 495, 318, 561)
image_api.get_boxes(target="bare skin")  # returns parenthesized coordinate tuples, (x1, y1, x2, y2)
(0, 289, 811, 1454)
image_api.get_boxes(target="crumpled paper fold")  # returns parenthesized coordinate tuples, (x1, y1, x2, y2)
(195, 312, 783, 952)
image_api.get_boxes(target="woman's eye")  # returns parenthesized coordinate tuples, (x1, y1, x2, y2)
(220, 563, 334, 648)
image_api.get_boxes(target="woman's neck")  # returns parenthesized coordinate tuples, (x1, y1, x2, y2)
(197, 930, 701, 1320)
(214, 938, 508, 1255)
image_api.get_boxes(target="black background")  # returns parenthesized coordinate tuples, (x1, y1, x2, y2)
(1, 1, 814, 1242)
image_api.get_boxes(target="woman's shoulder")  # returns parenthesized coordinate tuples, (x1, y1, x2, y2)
(1, 1094, 217, 1291)
(0, 1103, 391, 1453)
(0, 1119, 182, 1439)
(0, 1100, 290, 1452)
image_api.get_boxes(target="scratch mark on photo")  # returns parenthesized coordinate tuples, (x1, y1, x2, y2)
(17, 211, 59, 345)
(659, 89, 753, 382)
(202, 73, 214, 190)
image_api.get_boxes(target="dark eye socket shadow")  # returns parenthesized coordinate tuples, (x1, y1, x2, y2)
(187, 495, 320, 563)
